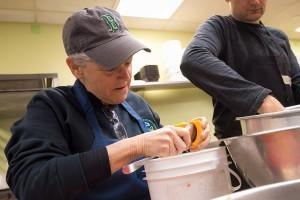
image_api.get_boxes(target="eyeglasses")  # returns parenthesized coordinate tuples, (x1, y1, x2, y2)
(102, 106, 128, 139)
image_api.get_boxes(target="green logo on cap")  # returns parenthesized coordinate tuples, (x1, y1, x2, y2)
(101, 14, 119, 32)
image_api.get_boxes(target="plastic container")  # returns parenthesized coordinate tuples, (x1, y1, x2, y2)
(144, 147, 240, 200)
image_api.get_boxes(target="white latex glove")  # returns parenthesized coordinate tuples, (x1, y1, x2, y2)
(135, 126, 192, 158)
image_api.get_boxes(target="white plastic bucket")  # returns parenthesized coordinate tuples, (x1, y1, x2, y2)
(144, 147, 240, 200)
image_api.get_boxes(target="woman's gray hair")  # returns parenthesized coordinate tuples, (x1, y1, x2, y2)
(69, 53, 92, 67)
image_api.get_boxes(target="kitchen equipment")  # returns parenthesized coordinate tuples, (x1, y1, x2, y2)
(0, 73, 58, 92)
(0, 188, 16, 200)
(226, 126, 300, 187)
(238, 105, 300, 135)
(122, 156, 156, 174)
(144, 146, 241, 200)
(134, 65, 160, 82)
(212, 179, 300, 200)
(225, 106, 300, 187)
(0, 73, 58, 119)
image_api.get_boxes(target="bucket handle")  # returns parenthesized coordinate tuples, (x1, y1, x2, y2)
(228, 168, 242, 191)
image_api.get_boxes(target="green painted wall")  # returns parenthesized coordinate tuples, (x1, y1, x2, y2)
(1, 22, 300, 143)
(0, 22, 213, 131)
(0, 22, 74, 85)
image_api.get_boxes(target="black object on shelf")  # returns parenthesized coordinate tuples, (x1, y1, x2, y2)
(0, 189, 17, 200)
(134, 65, 159, 82)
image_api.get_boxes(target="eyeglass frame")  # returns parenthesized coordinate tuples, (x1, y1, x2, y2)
(101, 106, 128, 139)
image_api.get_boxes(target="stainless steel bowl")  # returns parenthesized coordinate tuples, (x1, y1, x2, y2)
(237, 105, 300, 135)
(212, 179, 300, 200)
(225, 106, 300, 186)
(226, 127, 300, 186)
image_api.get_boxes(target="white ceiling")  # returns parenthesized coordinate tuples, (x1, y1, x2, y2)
(0, 0, 300, 39)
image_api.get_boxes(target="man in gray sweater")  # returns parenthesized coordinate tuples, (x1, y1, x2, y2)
(181, 0, 300, 139)
(180, 0, 300, 190)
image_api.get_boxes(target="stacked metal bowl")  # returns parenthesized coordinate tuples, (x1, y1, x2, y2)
(226, 105, 300, 187)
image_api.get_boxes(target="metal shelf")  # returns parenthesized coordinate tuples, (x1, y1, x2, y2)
(0, 73, 57, 92)
(0, 73, 58, 119)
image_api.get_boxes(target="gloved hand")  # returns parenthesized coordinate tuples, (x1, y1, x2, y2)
(134, 117, 211, 158)
(135, 125, 192, 158)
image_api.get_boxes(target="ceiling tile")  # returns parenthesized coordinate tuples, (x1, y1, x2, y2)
(263, 0, 300, 20)
(0, 0, 299, 39)
(263, 0, 299, 21)
(171, 0, 229, 22)
(36, 0, 118, 12)
(163, 20, 200, 32)
(123, 17, 166, 30)
(263, 1, 300, 39)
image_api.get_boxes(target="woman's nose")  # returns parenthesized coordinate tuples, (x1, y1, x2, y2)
(250, 0, 261, 5)
(118, 65, 131, 79)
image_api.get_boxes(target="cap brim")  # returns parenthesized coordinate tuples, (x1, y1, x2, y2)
(85, 35, 151, 70)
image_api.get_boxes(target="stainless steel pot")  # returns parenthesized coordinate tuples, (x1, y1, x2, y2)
(226, 127, 300, 186)
(225, 106, 300, 187)
(238, 105, 300, 135)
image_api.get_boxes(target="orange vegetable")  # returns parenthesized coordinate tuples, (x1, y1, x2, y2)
(176, 119, 203, 149)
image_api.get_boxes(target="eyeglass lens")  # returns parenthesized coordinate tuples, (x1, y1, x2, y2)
(113, 122, 128, 139)
(111, 110, 128, 139)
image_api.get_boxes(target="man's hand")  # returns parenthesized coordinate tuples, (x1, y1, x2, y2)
(257, 95, 285, 114)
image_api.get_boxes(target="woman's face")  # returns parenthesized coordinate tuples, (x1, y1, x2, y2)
(77, 56, 133, 105)
(227, 0, 267, 23)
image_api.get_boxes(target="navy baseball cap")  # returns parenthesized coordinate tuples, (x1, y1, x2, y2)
(62, 6, 151, 70)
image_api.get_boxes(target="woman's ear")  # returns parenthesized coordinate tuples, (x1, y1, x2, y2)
(66, 57, 83, 79)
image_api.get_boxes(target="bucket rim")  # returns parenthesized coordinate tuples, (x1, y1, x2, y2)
(242, 125, 300, 136)
(144, 156, 228, 173)
(236, 107, 300, 120)
(146, 146, 226, 164)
